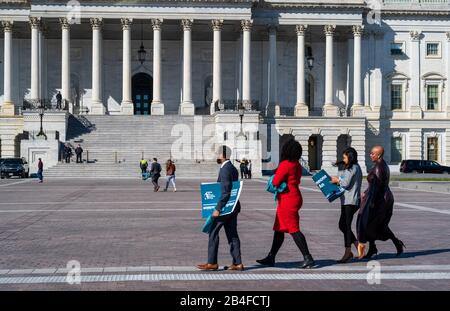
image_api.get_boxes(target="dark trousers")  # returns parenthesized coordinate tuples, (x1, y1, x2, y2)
(208, 212, 242, 265)
(247, 170, 252, 179)
(76, 154, 82, 163)
(37, 169, 43, 182)
(65, 156, 70, 163)
(151, 174, 160, 188)
(240, 168, 245, 179)
(339, 204, 359, 247)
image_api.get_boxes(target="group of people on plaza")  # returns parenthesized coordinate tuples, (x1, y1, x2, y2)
(197, 141, 405, 271)
(140, 157, 177, 192)
(62, 143, 84, 164)
(235, 158, 252, 179)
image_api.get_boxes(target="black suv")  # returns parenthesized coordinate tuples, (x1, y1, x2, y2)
(0, 158, 29, 179)
(400, 160, 450, 174)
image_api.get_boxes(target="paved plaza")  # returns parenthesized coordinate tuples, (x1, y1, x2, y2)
(0, 177, 449, 291)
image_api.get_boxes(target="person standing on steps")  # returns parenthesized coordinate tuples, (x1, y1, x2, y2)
(140, 158, 148, 175)
(235, 158, 247, 179)
(247, 160, 252, 179)
(257, 139, 316, 269)
(150, 158, 162, 192)
(164, 159, 177, 192)
(75, 144, 83, 164)
(197, 145, 243, 271)
(331, 147, 363, 263)
(357, 145, 405, 259)
(37, 158, 44, 183)
(63, 144, 73, 164)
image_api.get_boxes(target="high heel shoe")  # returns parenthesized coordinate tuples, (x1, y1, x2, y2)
(394, 239, 405, 257)
(256, 254, 275, 267)
(337, 252, 354, 264)
(364, 244, 378, 259)
(357, 243, 366, 259)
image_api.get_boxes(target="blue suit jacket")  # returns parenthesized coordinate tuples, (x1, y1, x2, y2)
(215, 161, 241, 214)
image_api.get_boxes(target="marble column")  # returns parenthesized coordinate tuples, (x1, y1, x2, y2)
(241, 20, 252, 109)
(60, 18, 71, 108)
(121, 18, 134, 115)
(351, 25, 365, 116)
(1, 21, 14, 116)
(211, 19, 223, 114)
(29, 17, 41, 102)
(267, 25, 278, 116)
(323, 25, 337, 117)
(90, 18, 104, 114)
(151, 19, 164, 115)
(446, 32, 450, 118)
(409, 30, 422, 119)
(180, 19, 195, 115)
(295, 24, 308, 117)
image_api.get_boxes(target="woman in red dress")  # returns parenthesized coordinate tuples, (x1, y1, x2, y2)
(257, 139, 316, 269)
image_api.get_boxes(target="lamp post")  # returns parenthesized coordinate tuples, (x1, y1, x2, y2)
(137, 22, 146, 65)
(236, 102, 247, 140)
(306, 31, 314, 71)
(36, 100, 47, 139)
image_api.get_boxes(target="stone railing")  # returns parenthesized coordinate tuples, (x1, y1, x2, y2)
(383, 0, 449, 5)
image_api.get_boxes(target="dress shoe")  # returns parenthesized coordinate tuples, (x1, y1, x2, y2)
(364, 244, 378, 259)
(394, 239, 405, 257)
(256, 254, 275, 267)
(224, 264, 244, 271)
(300, 255, 316, 269)
(196, 263, 219, 271)
(357, 243, 366, 259)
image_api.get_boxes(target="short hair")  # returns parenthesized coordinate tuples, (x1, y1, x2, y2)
(217, 145, 232, 159)
(280, 139, 302, 162)
(153, 158, 157, 161)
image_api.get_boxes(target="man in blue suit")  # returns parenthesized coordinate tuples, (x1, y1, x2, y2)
(197, 145, 244, 271)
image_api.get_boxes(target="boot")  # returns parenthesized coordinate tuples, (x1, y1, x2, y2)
(256, 253, 275, 267)
(300, 255, 316, 269)
(364, 243, 378, 259)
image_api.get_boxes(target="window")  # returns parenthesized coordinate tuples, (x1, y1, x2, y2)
(391, 84, 403, 110)
(426, 84, 439, 110)
(391, 137, 403, 164)
(426, 42, 440, 58)
(390, 42, 404, 55)
(427, 137, 439, 161)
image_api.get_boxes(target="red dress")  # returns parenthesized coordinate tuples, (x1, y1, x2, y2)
(271, 160, 303, 233)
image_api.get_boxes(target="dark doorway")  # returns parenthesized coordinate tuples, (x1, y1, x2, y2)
(132, 73, 153, 115)
(308, 135, 323, 171)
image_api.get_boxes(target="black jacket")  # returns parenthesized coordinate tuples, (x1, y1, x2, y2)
(215, 161, 241, 213)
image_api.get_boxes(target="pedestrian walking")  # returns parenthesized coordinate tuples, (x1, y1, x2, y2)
(357, 145, 405, 259)
(197, 145, 243, 271)
(247, 160, 252, 179)
(75, 144, 83, 163)
(164, 159, 177, 192)
(150, 158, 162, 192)
(331, 147, 363, 263)
(257, 139, 316, 269)
(37, 158, 43, 183)
(140, 158, 148, 174)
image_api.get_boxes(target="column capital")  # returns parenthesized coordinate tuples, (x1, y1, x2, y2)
(267, 25, 277, 34)
(59, 17, 71, 30)
(29, 17, 41, 30)
(90, 18, 103, 30)
(409, 30, 421, 41)
(151, 18, 163, 31)
(121, 18, 133, 30)
(241, 19, 252, 32)
(295, 24, 307, 36)
(181, 19, 193, 31)
(1, 20, 13, 32)
(323, 24, 336, 36)
(211, 19, 223, 31)
(352, 25, 364, 37)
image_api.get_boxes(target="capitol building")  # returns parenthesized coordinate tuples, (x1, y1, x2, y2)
(1, 0, 450, 177)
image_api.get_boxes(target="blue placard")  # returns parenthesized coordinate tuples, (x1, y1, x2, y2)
(200, 181, 243, 219)
(312, 169, 345, 203)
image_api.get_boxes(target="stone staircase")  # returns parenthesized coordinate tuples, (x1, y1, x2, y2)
(44, 115, 220, 178)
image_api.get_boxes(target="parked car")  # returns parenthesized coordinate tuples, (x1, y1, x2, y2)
(400, 159, 450, 174)
(0, 158, 30, 179)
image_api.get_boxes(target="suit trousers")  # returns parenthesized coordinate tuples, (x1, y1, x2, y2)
(208, 212, 242, 265)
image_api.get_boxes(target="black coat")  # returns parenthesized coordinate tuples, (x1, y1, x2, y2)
(215, 161, 240, 214)
(357, 159, 394, 243)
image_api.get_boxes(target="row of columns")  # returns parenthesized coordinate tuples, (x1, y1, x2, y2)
(1, 19, 362, 117)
